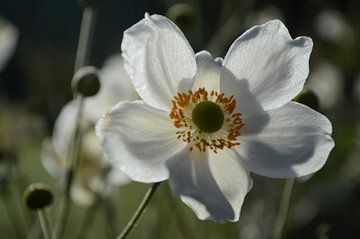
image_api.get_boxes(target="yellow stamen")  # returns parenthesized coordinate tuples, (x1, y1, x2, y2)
(169, 88, 244, 153)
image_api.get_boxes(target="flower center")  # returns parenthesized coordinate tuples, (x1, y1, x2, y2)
(191, 101, 224, 133)
(169, 88, 244, 153)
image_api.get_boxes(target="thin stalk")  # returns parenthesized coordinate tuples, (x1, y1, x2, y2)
(103, 197, 118, 238)
(38, 209, 51, 239)
(117, 183, 161, 239)
(27, 218, 41, 239)
(54, 96, 84, 239)
(76, 196, 101, 239)
(272, 178, 295, 239)
(0, 197, 22, 239)
(74, 6, 97, 71)
(54, 5, 97, 239)
(0, 110, 32, 232)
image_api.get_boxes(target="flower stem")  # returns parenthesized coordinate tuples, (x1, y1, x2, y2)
(0, 196, 22, 239)
(76, 196, 101, 239)
(117, 183, 161, 239)
(272, 178, 295, 239)
(54, 5, 97, 239)
(74, 6, 97, 71)
(38, 209, 51, 239)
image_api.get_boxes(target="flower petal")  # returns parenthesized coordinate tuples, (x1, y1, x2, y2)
(167, 149, 252, 221)
(236, 102, 334, 178)
(192, 51, 221, 93)
(52, 102, 78, 156)
(221, 20, 313, 114)
(121, 13, 196, 111)
(41, 138, 63, 178)
(84, 54, 139, 122)
(96, 101, 186, 183)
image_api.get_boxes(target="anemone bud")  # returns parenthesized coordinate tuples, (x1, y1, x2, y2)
(72, 66, 100, 97)
(24, 183, 53, 210)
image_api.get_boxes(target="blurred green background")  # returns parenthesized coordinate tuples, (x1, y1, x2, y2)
(0, 0, 360, 238)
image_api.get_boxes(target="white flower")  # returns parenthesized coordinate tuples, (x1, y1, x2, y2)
(96, 14, 334, 221)
(0, 18, 18, 71)
(84, 55, 139, 121)
(42, 55, 136, 205)
(315, 10, 354, 45)
(307, 61, 343, 109)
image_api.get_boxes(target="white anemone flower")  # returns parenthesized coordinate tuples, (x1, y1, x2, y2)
(43, 55, 136, 205)
(96, 14, 334, 221)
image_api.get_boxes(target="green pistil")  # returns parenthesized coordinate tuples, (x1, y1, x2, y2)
(191, 101, 224, 133)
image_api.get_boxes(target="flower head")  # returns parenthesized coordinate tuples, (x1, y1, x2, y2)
(42, 55, 136, 205)
(96, 14, 334, 221)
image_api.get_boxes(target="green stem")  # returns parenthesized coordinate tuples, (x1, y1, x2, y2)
(0, 108, 32, 232)
(74, 6, 97, 71)
(103, 197, 118, 238)
(38, 209, 51, 239)
(0, 197, 22, 239)
(117, 183, 161, 239)
(54, 5, 97, 239)
(272, 178, 295, 239)
(75, 197, 100, 239)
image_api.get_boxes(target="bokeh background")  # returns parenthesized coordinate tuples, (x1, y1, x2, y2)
(0, 0, 360, 238)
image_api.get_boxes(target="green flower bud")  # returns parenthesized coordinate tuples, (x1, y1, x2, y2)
(294, 86, 320, 110)
(24, 183, 53, 210)
(72, 66, 100, 97)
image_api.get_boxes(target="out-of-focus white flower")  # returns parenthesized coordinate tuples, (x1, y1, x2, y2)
(96, 14, 334, 221)
(307, 61, 343, 109)
(0, 18, 18, 71)
(84, 55, 139, 121)
(43, 55, 136, 205)
(315, 10, 354, 45)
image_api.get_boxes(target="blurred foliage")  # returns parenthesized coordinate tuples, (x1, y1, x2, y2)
(0, 0, 360, 238)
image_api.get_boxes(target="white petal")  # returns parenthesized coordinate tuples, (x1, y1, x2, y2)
(221, 20, 313, 114)
(0, 19, 18, 71)
(121, 13, 196, 111)
(167, 149, 252, 221)
(84, 54, 139, 122)
(41, 139, 63, 178)
(106, 167, 131, 186)
(96, 100, 186, 183)
(192, 51, 221, 93)
(70, 182, 96, 206)
(236, 102, 334, 178)
(52, 102, 78, 156)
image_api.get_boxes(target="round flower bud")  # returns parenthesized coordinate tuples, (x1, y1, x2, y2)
(23, 183, 53, 210)
(72, 66, 100, 97)
(166, 4, 197, 31)
(294, 86, 320, 110)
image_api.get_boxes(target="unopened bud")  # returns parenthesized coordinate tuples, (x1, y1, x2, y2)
(72, 66, 100, 97)
(294, 86, 320, 110)
(24, 183, 53, 210)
